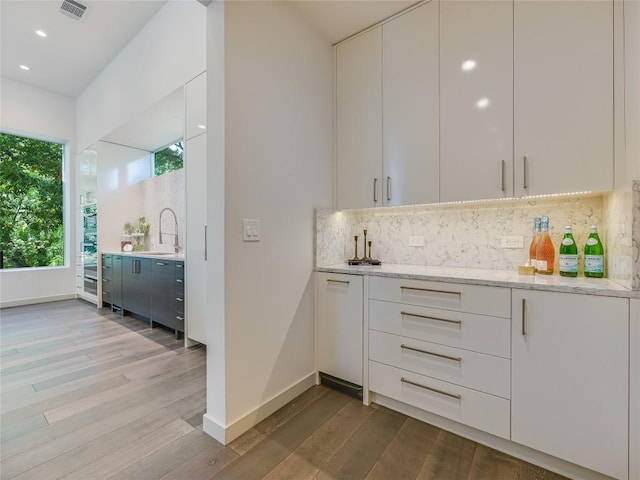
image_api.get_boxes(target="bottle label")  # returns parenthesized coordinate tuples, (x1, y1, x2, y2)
(561, 238, 575, 246)
(586, 238, 598, 246)
(537, 260, 547, 271)
(584, 255, 604, 273)
(559, 254, 578, 273)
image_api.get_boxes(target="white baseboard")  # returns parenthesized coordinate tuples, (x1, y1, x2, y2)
(0, 294, 77, 309)
(203, 372, 317, 445)
(372, 393, 618, 480)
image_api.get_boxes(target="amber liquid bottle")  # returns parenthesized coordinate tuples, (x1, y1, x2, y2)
(535, 216, 555, 275)
(528, 217, 541, 271)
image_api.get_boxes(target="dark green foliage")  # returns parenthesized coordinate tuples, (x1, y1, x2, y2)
(154, 141, 183, 176)
(0, 132, 64, 268)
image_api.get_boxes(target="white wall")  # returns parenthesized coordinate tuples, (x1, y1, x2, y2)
(0, 78, 77, 307)
(76, 0, 206, 151)
(204, 0, 333, 442)
(95, 141, 149, 254)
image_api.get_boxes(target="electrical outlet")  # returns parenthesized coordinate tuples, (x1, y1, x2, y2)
(501, 235, 524, 249)
(408, 236, 425, 247)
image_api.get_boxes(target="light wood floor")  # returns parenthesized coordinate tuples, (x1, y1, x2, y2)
(0, 299, 567, 480)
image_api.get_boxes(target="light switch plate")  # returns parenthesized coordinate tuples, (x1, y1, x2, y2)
(242, 219, 260, 242)
(408, 236, 425, 247)
(501, 235, 523, 249)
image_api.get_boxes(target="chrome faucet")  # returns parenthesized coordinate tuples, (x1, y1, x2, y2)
(159, 207, 179, 253)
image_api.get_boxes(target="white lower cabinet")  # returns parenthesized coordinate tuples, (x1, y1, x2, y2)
(511, 289, 629, 480)
(368, 278, 512, 438)
(315, 272, 363, 386)
(369, 361, 510, 439)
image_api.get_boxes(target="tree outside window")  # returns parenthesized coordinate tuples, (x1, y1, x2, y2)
(0, 132, 64, 268)
(153, 140, 183, 176)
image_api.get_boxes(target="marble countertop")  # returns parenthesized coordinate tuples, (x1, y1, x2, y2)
(317, 263, 640, 299)
(102, 251, 185, 260)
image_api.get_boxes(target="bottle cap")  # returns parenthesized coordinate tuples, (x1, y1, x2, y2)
(565, 225, 571, 232)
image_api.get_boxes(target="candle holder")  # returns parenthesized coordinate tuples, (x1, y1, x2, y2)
(348, 230, 381, 266)
(350, 235, 360, 262)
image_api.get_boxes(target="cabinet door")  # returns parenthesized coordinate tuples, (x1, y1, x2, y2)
(151, 260, 177, 330)
(185, 72, 206, 141)
(185, 134, 207, 344)
(512, 290, 628, 480)
(514, 1, 613, 196)
(336, 27, 382, 210)
(122, 257, 151, 318)
(440, 0, 513, 202)
(382, 2, 438, 206)
(112, 255, 122, 308)
(316, 272, 363, 385)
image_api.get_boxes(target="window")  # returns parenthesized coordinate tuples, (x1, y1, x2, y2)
(153, 140, 183, 176)
(0, 132, 65, 269)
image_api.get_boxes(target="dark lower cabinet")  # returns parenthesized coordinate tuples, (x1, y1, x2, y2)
(122, 257, 152, 319)
(101, 254, 184, 338)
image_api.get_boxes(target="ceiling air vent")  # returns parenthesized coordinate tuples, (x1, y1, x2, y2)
(60, 0, 87, 20)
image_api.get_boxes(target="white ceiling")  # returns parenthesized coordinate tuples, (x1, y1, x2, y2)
(291, 0, 419, 44)
(0, 0, 166, 98)
(1, 0, 418, 151)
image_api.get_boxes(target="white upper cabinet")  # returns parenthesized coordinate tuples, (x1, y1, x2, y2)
(185, 72, 207, 141)
(336, 27, 383, 210)
(440, 1, 513, 202)
(513, 0, 613, 196)
(383, 1, 439, 206)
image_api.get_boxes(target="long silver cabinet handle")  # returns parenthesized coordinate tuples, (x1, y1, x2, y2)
(521, 298, 526, 336)
(400, 286, 461, 297)
(523, 156, 529, 189)
(400, 344, 462, 362)
(204, 225, 208, 261)
(386, 176, 391, 202)
(501, 160, 506, 192)
(400, 311, 462, 326)
(373, 178, 378, 203)
(400, 377, 462, 400)
(327, 279, 350, 285)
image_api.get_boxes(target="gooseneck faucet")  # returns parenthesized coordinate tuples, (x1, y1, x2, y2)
(159, 207, 179, 253)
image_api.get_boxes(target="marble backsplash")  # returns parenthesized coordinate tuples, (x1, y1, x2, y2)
(317, 194, 609, 274)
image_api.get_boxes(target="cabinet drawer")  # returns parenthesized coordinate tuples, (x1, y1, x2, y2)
(152, 259, 175, 276)
(369, 277, 510, 318)
(369, 330, 510, 398)
(369, 361, 510, 439)
(370, 299, 510, 358)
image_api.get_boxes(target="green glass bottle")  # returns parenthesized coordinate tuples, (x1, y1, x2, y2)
(558, 226, 578, 277)
(584, 225, 604, 278)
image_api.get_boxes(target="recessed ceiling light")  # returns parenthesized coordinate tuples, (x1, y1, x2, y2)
(19, 65, 30, 71)
(35, 30, 47, 38)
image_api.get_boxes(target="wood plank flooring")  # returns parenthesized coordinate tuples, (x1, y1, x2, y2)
(1, 299, 568, 480)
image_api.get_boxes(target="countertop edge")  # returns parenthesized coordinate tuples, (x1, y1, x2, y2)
(101, 251, 185, 261)
(316, 265, 640, 299)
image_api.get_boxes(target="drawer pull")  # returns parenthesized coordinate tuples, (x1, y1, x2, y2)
(177, 264, 184, 268)
(176, 279, 184, 283)
(400, 377, 461, 400)
(400, 344, 462, 363)
(176, 316, 184, 321)
(156, 262, 167, 266)
(400, 311, 462, 326)
(327, 279, 350, 285)
(400, 286, 461, 297)
(176, 297, 184, 302)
